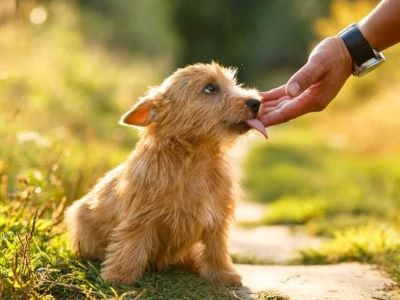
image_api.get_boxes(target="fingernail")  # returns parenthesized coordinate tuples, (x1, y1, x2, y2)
(287, 82, 300, 97)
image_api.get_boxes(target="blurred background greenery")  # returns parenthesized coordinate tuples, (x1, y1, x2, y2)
(1, 0, 400, 298)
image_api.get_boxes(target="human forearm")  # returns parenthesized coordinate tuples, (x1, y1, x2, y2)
(359, 0, 400, 51)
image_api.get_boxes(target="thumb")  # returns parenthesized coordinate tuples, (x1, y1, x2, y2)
(286, 57, 326, 97)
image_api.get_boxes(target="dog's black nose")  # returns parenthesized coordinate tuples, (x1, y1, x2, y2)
(246, 99, 261, 114)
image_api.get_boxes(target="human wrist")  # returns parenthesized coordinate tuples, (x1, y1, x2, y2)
(331, 36, 353, 75)
(338, 24, 385, 76)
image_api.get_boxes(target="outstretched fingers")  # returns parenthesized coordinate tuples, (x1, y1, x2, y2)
(259, 98, 309, 126)
(259, 85, 287, 102)
(259, 85, 327, 126)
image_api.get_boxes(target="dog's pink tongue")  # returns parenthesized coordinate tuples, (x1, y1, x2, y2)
(246, 119, 268, 138)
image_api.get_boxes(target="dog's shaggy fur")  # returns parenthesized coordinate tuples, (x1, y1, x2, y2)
(65, 62, 261, 285)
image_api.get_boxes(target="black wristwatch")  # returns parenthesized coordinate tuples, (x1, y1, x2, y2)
(338, 23, 385, 77)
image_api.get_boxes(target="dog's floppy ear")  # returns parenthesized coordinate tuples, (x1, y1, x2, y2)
(120, 100, 158, 127)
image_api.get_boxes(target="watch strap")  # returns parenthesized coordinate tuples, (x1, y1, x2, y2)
(339, 24, 376, 66)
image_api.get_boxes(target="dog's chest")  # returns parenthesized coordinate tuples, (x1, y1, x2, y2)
(187, 161, 233, 225)
(138, 152, 232, 233)
(182, 172, 225, 227)
(198, 198, 222, 228)
(162, 195, 222, 232)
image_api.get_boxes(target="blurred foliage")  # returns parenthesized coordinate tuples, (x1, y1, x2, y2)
(73, 0, 332, 83)
(0, 1, 166, 139)
(76, 0, 180, 59)
(1, 0, 334, 85)
(0, 1, 172, 194)
(171, 0, 331, 84)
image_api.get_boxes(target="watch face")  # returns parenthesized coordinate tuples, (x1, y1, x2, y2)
(353, 53, 386, 77)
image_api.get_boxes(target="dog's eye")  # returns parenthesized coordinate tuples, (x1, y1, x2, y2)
(204, 83, 218, 94)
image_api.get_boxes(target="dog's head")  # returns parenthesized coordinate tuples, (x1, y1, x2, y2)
(120, 62, 266, 142)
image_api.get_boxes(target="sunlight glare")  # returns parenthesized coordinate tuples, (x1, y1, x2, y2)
(30, 6, 47, 25)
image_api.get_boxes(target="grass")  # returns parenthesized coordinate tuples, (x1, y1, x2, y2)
(299, 224, 400, 285)
(261, 197, 328, 226)
(230, 254, 274, 266)
(0, 232, 236, 299)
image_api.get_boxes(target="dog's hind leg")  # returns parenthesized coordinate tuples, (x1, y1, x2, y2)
(65, 199, 107, 260)
(100, 222, 156, 284)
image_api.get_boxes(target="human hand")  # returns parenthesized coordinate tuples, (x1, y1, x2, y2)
(259, 36, 353, 126)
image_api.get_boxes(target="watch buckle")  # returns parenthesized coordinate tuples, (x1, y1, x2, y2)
(353, 50, 386, 77)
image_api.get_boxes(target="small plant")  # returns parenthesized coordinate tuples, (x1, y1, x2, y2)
(299, 224, 400, 284)
(262, 197, 328, 225)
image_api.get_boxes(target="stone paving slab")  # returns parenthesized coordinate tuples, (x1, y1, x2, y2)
(230, 225, 323, 263)
(235, 263, 398, 300)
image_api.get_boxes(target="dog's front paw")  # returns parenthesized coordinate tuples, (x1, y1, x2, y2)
(199, 267, 242, 286)
(216, 270, 242, 286)
(101, 268, 139, 285)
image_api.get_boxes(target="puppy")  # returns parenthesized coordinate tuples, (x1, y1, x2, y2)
(65, 62, 266, 285)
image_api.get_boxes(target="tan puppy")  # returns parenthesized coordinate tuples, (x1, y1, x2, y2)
(65, 62, 266, 285)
